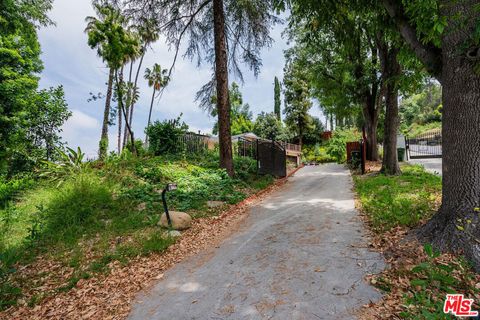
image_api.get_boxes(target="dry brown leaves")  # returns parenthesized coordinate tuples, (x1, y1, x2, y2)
(357, 214, 480, 319)
(0, 169, 300, 320)
(365, 161, 382, 173)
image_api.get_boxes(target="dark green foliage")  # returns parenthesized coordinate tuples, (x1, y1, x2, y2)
(253, 112, 284, 141)
(400, 81, 442, 132)
(0, 175, 34, 209)
(145, 117, 189, 155)
(274, 76, 281, 120)
(354, 165, 441, 231)
(303, 116, 324, 145)
(210, 82, 254, 136)
(283, 59, 312, 145)
(323, 129, 360, 163)
(0, 1, 69, 176)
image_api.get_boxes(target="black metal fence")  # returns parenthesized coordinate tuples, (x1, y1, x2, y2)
(406, 129, 442, 159)
(237, 137, 287, 177)
(174, 133, 210, 154)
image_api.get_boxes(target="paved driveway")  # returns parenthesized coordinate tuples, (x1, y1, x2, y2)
(129, 164, 384, 320)
(407, 158, 442, 175)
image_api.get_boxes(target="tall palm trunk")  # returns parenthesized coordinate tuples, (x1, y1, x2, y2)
(129, 49, 146, 130)
(145, 87, 156, 144)
(117, 67, 124, 154)
(123, 61, 135, 149)
(99, 67, 114, 159)
(213, 0, 234, 177)
(115, 69, 137, 156)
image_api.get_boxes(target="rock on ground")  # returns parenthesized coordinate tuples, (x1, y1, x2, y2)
(159, 211, 192, 230)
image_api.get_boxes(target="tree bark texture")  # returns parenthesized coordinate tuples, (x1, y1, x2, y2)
(117, 68, 124, 154)
(378, 41, 401, 175)
(213, 0, 234, 177)
(99, 67, 114, 159)
(419, 0, 480, 270)
(145, 87, 156, 144)
(362, 93, 380, 161)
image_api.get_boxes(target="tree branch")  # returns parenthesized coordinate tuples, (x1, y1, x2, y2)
(382, 0, 442, 79)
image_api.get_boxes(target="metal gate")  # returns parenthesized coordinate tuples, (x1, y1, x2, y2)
(238, 138, 287, 177)
(406, 129, 442, 159)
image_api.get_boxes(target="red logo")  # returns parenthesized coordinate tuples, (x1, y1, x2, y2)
(443, 294, 478, 317)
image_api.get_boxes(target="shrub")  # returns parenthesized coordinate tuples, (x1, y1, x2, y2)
(40, 174, 117, 244)
(145, 117, 188, 155)
(323, 129, 360, 163)
(0, 175, 34, 209)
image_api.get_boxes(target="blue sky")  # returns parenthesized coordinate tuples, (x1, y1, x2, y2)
(37, 0, 322, 157)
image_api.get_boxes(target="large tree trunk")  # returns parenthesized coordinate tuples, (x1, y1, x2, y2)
(379, 42, 401, 175)
(99, 68, 114, 160)
(213, 0, 234, 177)
(419, 1, 480, 270)
(362, 94, 379, 161)
(381, 84, 400, 175)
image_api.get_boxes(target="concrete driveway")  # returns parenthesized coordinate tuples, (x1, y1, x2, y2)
(407, 158, 442, 175)
(128, 164, 385, 320)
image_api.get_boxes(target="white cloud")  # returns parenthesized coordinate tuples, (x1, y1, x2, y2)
(37, 1, 322, 154)
(61, 109, 100, 156)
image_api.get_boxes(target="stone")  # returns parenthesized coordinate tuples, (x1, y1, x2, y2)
(158, 211, 192, 230)
(207, 200, 225, 208)
(165, 230, 181, 237)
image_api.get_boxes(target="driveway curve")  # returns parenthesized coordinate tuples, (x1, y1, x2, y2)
(128, 164, 385, 320)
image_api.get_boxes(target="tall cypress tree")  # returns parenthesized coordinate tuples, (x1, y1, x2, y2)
(274, 76, 281, 121)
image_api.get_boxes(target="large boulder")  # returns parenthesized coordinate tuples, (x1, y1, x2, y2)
(158, 211, 192, 230)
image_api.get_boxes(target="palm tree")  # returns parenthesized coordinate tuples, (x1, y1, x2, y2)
(123, 19, 160, 147)
(128, 19, 160, 124)
(85, 3, 126, 159)
(144, 63, 170, 142)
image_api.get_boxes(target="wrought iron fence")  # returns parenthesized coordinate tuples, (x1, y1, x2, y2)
(406, 129, 442, 159)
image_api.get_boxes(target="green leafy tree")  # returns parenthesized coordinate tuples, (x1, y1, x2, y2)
(85, 2, 126, 159)
(26, 86, 72, 161)
(210, 82, 254, 136)
(283, 60, 312, 147)
(144, 63, 170, 142)
(274, 76, 281, 120)
(400, 81, 442, 128)
(253, 112, 283, 141)
(0, 0, 72, 175)
(380, 0, 480, 268)
(145, 116, 188, 155)
(128, 0, 280, 176)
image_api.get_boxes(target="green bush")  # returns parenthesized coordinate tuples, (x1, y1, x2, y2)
(322, 129, 360, 163)
(0, 175, 34, 209)
(145, 117, 188, 155)
(302, 144, 336, 163)
(40, 174, 118, 244)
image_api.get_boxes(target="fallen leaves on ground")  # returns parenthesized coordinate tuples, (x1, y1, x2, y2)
(357, 211, 480, 319)
(1, 168, 301, 320)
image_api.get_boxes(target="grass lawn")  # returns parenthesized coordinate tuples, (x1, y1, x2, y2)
(354, 164, 479, 319)
(0, 152, 273, 311)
